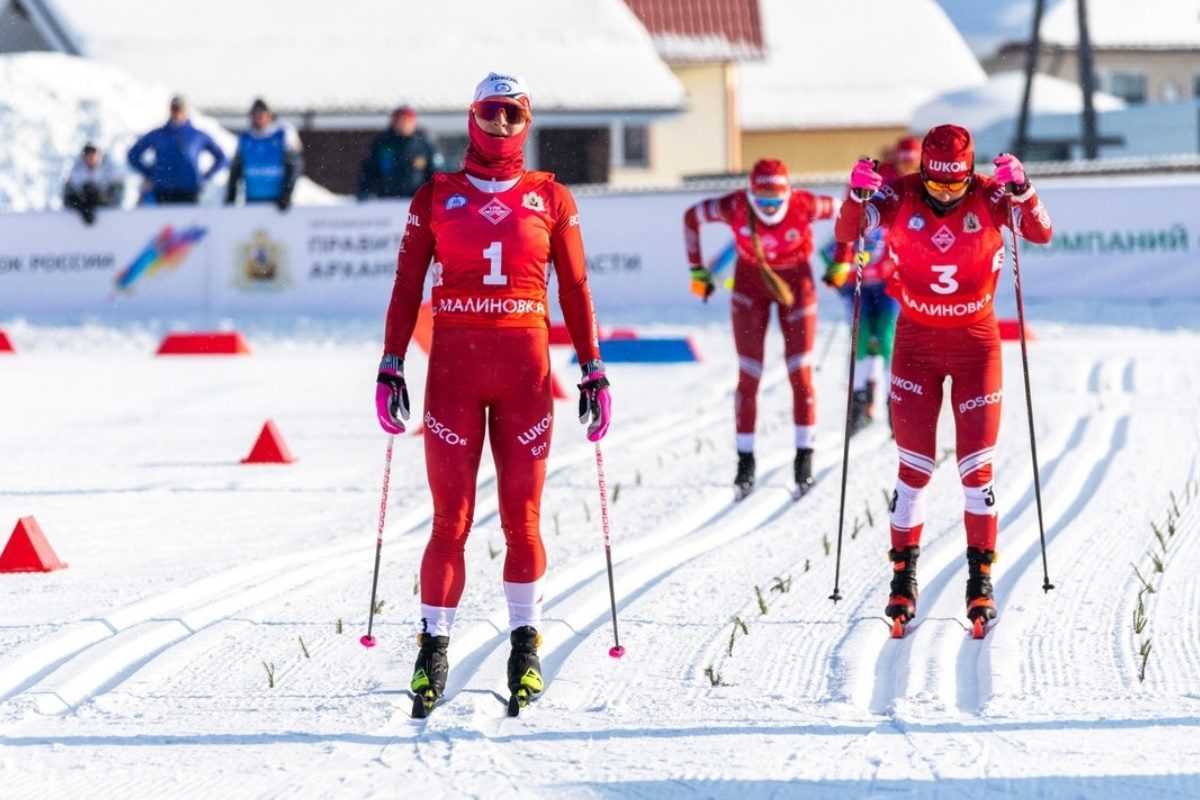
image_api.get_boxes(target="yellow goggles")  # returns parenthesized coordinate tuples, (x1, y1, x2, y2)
(923, 176, 970, 194)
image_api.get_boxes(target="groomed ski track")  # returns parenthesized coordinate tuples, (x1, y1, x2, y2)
(1, 320, 1199, 798)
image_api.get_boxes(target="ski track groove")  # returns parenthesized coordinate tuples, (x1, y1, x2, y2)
(0, 379, 743, 717)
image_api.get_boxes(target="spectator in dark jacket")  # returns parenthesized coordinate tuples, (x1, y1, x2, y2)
(225, 98, 303, 210)
(357, 106, 439, 200)
(127, 95, 228, 204)
(63, 143, 124, 225)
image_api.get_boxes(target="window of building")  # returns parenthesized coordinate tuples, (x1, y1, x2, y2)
(1102, 71, 1147, 104)
(622, 124, 649, 167)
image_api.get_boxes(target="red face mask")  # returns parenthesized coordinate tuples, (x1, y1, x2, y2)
(463, 111, 530, 180)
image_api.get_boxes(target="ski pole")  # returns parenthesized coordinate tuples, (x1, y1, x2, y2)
(829, 206, 870, 604)
(361, 434, 396, 647)
(1008, 199, 1054, 593)
(593, 442, 625, 658)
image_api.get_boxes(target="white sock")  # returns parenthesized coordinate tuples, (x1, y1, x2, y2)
(419, 604, 456, 638)
(794, 425, 816, 449)
(735, 433, 755, 453)
(505, 577, 545, 631)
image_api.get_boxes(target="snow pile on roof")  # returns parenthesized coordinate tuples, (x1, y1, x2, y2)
(911, 71, 1126, 135)
(741, 0, 986, 130)
(1040, 0, 1200, 48)
(0, 52, 335, 212)
(42, 0, 685, 114)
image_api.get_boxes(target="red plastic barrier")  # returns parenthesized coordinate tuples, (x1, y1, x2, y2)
(998, 319, 1036, 342)
(156, 331, 251, 355)
(0, 517, 66, 573)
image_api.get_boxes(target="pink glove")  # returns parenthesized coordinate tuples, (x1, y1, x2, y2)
(993, 153, 1027, 189)
(849, 158, 882, 198)
(578, 360, 611, 442)
(375, 354, 410, 434)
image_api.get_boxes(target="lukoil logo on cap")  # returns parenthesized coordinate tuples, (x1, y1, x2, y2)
(928, 160, 969, 173)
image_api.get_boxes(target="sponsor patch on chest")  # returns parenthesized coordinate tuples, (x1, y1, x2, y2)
(963, 212, 981, 233)
(930, 225, 956, 253)
(479, 196, 511, 224)
(522, 191, 546, 212)
(445, 193, 467, 210)
(907, 214, 925, 231)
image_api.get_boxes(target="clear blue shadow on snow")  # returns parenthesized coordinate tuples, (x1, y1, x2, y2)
(5, 714, 1200, 749)
(560, 774, 1200, 800)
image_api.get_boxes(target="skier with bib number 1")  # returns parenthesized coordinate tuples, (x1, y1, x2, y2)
(833, 124, 1053, 638)
(376, 72, 611, 716)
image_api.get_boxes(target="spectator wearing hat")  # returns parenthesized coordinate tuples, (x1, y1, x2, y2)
(63, 143, 124, 225)
(225, 98, 304, 210)
(127, 95, 228, 205)
(357, 106, 440, 200)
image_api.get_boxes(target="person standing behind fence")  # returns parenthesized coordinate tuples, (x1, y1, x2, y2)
(127, 95, 227, 205)
(357, 106, 439, 200)
(63, 143, 124, 225)
(225, 98, 303, 210)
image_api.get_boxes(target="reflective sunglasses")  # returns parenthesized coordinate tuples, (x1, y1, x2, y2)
(752, 194, 786, 213)
(922, 176, 970, 194)
(473, 100, 530, 123)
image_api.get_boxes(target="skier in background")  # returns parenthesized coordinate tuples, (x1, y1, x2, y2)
(820, 136, 921, 434)
(684, 159, 838, 500)
(375, 72, 610, 716)
(834, 124, 1053, 635)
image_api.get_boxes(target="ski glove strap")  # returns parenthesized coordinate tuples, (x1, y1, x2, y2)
(375, 354, 410, 435)
(577, 359, 612, 442)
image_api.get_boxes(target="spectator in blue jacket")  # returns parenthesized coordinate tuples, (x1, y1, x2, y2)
(127, 95, 228, 204)
(225, 98, 303, 211)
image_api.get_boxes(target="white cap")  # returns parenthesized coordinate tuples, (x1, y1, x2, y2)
(473, 72, 531, 105)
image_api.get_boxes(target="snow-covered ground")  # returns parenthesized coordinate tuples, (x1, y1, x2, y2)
(1, 308, 1199, 798)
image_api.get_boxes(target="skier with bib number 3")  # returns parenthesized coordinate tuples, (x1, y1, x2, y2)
(833, 124, 1053, 638)
(376, 73, 611, 717)
(684, 159, 839, 501)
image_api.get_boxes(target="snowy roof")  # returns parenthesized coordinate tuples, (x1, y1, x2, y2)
(1039, 0, 1200, 49)
(622, 0, 765, 63)
(36, 0, 686, 115)
(740, 0, 987, 131)
(910, 71, 1126, 136)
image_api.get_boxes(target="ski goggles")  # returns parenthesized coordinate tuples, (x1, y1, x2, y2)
(751, 194, 786, 213)
(473, 99, 531, 124)
(922, 175, 970, 194)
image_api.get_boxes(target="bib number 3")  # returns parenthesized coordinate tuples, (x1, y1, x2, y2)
(930, 264, 959, 295)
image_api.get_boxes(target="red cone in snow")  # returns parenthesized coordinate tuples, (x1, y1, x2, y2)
(241, 419, 296, 464)
(0, 517, 67, 573)
(0, 329, 15, 353)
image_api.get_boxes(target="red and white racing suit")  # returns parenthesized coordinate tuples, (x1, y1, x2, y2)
(384, 170, 600, 637)
(685, 189, 837, 452)
(834, 174, 1052, 552)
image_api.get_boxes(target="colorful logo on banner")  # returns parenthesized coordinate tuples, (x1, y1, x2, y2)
(113, 226, 207, 294)
(233, 229, 291, 292)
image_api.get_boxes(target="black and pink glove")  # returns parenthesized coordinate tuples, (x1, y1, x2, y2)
(849, 158, 883, 200)
(375, 354, 410, 434)
(993, 153, 1030, 194)
(578, 360, 611, 442)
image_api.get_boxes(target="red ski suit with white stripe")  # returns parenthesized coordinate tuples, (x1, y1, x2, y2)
(685, 189, 837, 442)
(834, 174, 1052, 551)
(384, 170, 600, 613)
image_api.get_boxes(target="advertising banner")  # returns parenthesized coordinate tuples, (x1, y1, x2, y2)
(1, 176, 1197, 320)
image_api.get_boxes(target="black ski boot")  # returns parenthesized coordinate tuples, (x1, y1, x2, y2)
(966, 548, 997, 638)
(849, 389, 871, 435)
(886, 546, 920, 637)
(733, 451, 755, 500)
(507, 626, 544, 716)
(410, 633, 450, 718)
(793, 447, 814, 499)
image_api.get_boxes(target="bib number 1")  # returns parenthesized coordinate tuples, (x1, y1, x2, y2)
(482, 241, 508, 286)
